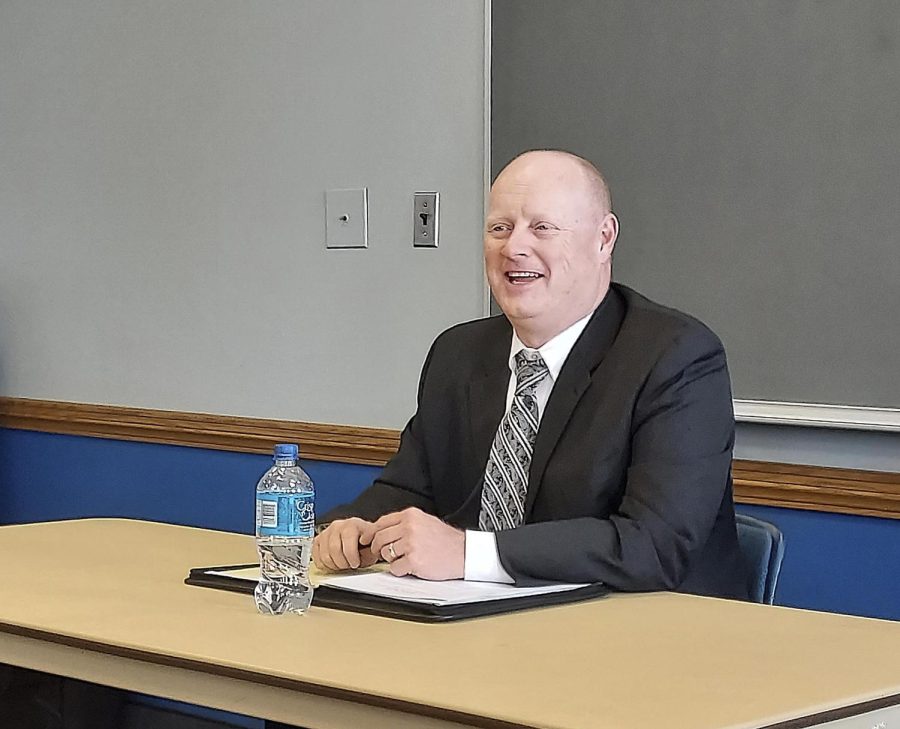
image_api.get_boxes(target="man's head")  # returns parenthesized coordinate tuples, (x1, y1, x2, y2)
(485, 150, 619, 348)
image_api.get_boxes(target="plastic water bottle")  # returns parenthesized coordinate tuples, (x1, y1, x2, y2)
(254, 443, 315, 615)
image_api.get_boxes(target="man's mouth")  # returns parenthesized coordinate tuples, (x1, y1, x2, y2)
(505, 271, 544, 284)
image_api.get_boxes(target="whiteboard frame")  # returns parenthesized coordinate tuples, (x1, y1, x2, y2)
(734, 400, 900, 432)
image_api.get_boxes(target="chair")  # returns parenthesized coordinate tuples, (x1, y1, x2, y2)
(735, 513, 785, 604)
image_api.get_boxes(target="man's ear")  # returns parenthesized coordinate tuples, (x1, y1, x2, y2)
(598, 212, 619, 259)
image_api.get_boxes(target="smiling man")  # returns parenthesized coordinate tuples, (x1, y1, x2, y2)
(314, 150, 749, 599)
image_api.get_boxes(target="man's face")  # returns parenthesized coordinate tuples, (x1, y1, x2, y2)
(484, 153, 615, 346)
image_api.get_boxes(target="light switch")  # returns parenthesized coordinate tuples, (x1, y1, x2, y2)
(325, 188, 368, 249)
(413, 192, 439, 247)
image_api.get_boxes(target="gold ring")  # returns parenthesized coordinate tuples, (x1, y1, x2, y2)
(388, 542, 397, 561)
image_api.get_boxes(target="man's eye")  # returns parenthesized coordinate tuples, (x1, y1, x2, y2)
(489, 224, 510, 233)
(534, 223, 555, 231)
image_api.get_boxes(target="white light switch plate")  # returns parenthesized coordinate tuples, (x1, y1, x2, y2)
(325, 188, 368, 249)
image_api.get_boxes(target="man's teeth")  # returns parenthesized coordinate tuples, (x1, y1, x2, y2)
(508, 272, 541, 279)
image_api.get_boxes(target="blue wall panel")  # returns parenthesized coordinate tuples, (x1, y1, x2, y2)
(0, 428, 378, 532)
(736, 504, 899, 621)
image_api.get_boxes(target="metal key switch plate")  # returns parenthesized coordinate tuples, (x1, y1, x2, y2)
(413, 192, 439, 247)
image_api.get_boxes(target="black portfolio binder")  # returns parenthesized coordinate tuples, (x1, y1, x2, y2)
(185, 564, 608, 623)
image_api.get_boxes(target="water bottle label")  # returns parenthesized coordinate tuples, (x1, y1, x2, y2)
(256, 492, 314, 538)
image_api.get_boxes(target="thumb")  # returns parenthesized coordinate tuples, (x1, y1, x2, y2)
(358, 548, 379, 568)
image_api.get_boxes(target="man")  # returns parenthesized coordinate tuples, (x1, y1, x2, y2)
(313, 150, 748, 599)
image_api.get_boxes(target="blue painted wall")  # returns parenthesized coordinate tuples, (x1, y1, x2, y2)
(736, 504, 899, 621)
(1, 428, 897, 623)
(0, 428, 379, 533)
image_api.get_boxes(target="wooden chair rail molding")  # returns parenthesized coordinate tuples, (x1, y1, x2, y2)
(0, 397, 399, 467)
(2, 397, 898, 519)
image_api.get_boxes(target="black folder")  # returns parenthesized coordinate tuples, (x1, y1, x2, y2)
(185, 564, 608, 623)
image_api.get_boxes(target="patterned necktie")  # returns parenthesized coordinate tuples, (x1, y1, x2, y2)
(479, 350, 550, 531)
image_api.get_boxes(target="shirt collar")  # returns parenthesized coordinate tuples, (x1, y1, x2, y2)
(508, 311, 594, 382)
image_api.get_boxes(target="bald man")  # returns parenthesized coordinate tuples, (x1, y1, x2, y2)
(314, 150, 749, 599)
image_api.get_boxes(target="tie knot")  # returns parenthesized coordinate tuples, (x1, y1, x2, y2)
(514, 350, 549, 394)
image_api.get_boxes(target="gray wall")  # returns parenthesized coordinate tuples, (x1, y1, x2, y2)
(493, 0, 900, 470)
(0, 0, 488, 428)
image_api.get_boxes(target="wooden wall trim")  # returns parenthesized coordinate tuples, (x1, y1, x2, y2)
(732, 460, 900, 520)
(0, 397, 399, 466)
(2, 397, 898, 519)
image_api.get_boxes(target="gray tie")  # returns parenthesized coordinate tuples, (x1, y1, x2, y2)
(479, 350, 550, 531)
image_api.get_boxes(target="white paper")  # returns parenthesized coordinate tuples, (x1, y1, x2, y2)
(205, 565, 589, 606)
(319, 571, 590, 605)
(207, 566, 261, 581)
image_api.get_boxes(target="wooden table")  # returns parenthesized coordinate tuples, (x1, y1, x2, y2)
(0, 519, 898, 729)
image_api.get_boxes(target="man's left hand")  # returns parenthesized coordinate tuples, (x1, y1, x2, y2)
(367, 507, 465, 581)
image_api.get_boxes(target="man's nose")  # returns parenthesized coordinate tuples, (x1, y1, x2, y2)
(500, 225, 532, 258)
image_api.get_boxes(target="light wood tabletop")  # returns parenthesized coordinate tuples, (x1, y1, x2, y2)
(0, 518, 898, 729)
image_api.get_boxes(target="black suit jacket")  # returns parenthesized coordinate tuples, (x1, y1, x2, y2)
(326, 284, 749, 599)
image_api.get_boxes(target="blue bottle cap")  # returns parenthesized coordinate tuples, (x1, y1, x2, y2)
(273, 443, 299, 461)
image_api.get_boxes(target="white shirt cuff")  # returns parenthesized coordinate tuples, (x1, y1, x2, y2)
(464, 530, 515, 583)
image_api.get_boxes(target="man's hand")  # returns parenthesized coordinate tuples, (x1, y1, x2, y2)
(312, 518, 379, 571)
(369, 507, 465, 581)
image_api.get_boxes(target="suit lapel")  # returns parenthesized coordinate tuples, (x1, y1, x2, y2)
(467, 326, 511, 478)
(525, 286, 627, 517)
(444, 318, 511, 525)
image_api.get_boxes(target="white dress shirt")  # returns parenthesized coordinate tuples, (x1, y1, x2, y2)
(464, 311, 595, 583)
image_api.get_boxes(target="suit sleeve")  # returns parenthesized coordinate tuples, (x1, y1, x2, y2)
(495, 326, 735, 589)
(320, 340, 439, 523)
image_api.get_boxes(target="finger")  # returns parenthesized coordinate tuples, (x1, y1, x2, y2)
(327, 527, 351, 570)
(371, 511, 404, 531)
(389, 556, 412, 577)
(369, 524, 406, 556)
(357, 520, 377, 546)
(379, 538, 405, 563)
(358, 547, 379, 569)
(340, 527, 363, 569)
(315, 534, 338, 571)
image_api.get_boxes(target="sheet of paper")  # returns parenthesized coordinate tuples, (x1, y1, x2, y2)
(319, 571, 590, 606)
(206, 563, 385, 587)
(204, 565, 589, 605)
(207, 566, 260, 581)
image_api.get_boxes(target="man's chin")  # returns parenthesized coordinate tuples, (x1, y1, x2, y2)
(494, 292, 543, 317)
(500, 305, 541, 327)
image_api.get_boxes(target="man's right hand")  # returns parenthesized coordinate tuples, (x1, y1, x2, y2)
(312, 518, 379, 571)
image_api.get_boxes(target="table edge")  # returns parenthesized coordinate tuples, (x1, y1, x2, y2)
(0, 619, 526, 729)
(759, 693, 900, 729)
(4, 619, 899, 729)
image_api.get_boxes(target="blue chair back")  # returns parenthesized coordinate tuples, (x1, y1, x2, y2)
(735, 513, 785, 604)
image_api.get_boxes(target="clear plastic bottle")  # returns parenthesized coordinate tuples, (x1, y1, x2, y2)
(254, 443, 315, 615)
